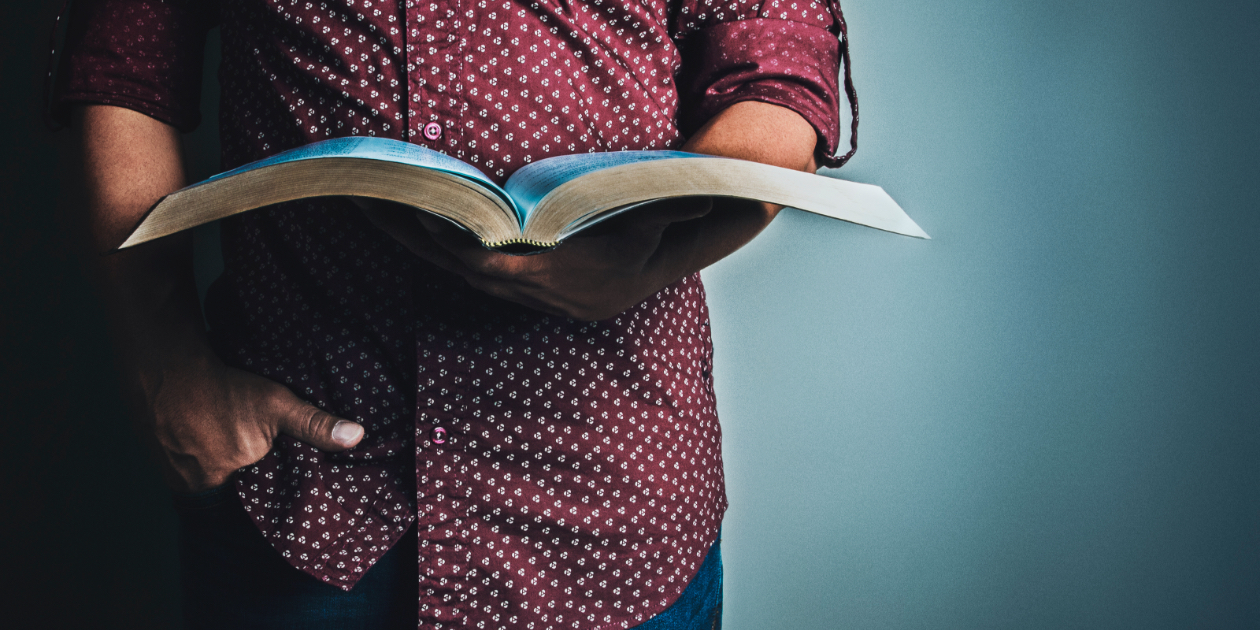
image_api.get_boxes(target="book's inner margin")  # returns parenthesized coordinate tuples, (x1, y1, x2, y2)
(120, 158, 521, 249)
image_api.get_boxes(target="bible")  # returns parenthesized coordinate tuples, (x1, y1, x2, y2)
(121, 137, 928, 253)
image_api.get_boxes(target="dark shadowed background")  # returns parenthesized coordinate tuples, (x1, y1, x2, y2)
(2, 1, 1257, 628)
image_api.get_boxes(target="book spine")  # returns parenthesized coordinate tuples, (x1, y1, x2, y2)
(481, 237, 560, 256)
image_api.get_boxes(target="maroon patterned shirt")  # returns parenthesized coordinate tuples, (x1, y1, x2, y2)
(54, 0, 851, 627)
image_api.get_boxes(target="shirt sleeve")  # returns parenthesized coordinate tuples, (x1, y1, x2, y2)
(50, 0, 219, 132)
(672, 0, 857, 168)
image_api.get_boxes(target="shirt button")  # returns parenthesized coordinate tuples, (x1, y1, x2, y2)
(423, 122, 442, 141)
(431, 426, 447, 444)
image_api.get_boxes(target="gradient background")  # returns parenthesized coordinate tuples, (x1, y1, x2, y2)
(2, 1, 1256, 628)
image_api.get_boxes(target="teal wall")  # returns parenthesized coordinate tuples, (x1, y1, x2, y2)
(704, 1, 1258, 627)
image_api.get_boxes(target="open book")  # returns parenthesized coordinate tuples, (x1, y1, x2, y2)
(121, 137, 928, 252)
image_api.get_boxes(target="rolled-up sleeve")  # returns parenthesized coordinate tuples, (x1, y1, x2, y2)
(673, 0, 854, 168)
(51, 0, 218, 132)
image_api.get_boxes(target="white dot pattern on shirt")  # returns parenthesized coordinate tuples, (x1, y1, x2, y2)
(407, 272, 722, 628)
(169, 0, 839, 627)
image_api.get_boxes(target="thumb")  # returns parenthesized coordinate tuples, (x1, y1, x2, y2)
(272, 394, 364, 451)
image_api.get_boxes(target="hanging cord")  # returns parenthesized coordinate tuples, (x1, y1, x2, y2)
(43, 0, 74, 131)
(832, 6, 859, 168)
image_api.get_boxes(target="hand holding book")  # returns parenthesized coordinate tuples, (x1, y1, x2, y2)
(362, 195, 716, 320)
(359, 102, 836, 320)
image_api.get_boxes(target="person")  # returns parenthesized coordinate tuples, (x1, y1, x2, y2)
(52, 0, 856, 627)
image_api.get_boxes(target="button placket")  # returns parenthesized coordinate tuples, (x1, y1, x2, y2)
(405, 0, 462, 152)
(414, 306, 482, 628)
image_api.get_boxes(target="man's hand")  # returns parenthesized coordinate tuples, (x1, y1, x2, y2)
(364, 100, 820, 320)
(140, 354, 363, 492)
(361, 196, 714, 320)
(77, 104, 363, 492)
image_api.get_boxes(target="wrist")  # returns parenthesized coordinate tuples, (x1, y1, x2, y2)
(94, 237, 222, 395)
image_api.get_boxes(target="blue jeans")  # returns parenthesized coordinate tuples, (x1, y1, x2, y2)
(175, 485, 721, 629)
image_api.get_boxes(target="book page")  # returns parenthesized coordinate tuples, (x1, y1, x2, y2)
(504, 151, 698, 224)
(520, 157, 929, 244)
(202, 137, 511, 207)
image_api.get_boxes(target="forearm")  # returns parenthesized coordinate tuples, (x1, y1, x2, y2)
(647, 100, 821, 284)
(682, 100, 820, 174)
(75, 105, 366, 490)
(75, 105, 216, 399)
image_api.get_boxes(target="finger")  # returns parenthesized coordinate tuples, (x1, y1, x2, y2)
(582, 197, 713, 240)
(395, 224, 478, 277)
(271, 391, 364, 451)
(415, 213, 533, 277)
(344, 196, 383, 212)
(358, 202, 479, 275)
(415, 213, 489, 255)
(624, 196, 714, 230)
(462, 273, 571, 317)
